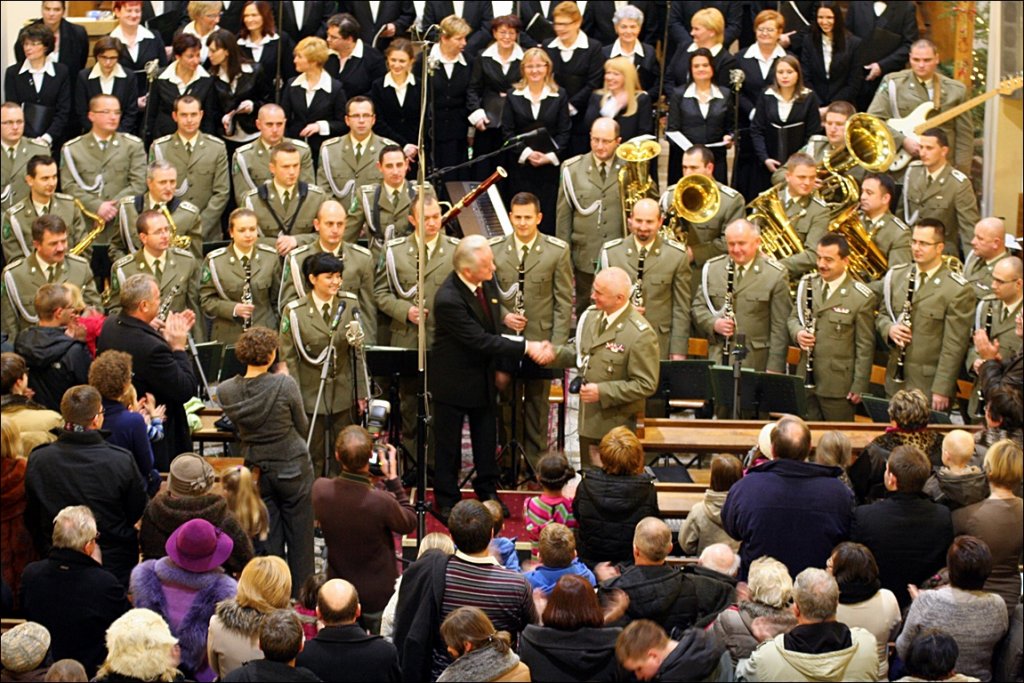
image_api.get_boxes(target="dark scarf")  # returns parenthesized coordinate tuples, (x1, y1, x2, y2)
(837, 579, 882, 605)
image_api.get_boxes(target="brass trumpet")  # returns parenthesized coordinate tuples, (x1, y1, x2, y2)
(70, 198, 106, 256)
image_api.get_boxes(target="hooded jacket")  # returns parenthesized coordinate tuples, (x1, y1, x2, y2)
(601, 565, 734, 633)
(923, 467, 990, 510)
(573, 468, 659, 566)
(207, 598, 266, 680)
(216, 372, 309, 465)
(14, 326, 91, 412)
(657, 627, 731, 682)
(519, 625, 624, 682)
(680, 489, 741, 555)
(739, 623, 879, 682)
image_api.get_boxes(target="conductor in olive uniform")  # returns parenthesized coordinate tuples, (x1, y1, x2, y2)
(553, 266, 660, 465)
(280, 253, 367, 478)
(200, 208, 282, 346)
(242, 144, 326, 256)
(898, 128, 979, 258)
(3, 155, 86, 262)
(599, 198, 691, 359)
(231, 103, 315, 205)
(1, 103, 49, 216)
(965, 257, 1023, 418)
(878, 219, 975, 411)
(556, 117, 626, 320)
(490, 192, 573, 469)
(693, 220, 792, 373)
(788, 234, 877, 421)
(315, 96, 391, 215)
(110, 161, 202, 262)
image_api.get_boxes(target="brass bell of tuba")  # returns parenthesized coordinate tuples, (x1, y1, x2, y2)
(816, 113, 897, 209)
(827, 205, 889, 282)
(747, 184, 805, 261)
(665, 174, 720, 247)
(616, 137, 662, 236)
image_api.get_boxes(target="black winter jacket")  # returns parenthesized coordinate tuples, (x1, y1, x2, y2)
(601, 565, 734, 634)
(573, 468, 659, 567)
(14, 326, 91, 412)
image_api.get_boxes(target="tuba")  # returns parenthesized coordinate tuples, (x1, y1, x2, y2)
(69, 199, 107, 256)
(665, 174, 720, 248)
(828, 205, 888, 282)
(616, 137, 662, 235)
(747, 184, 805, 261)
(816, 113, 897, 210)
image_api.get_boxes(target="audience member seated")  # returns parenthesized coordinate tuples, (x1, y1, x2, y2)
(13, 284, 91, 413)
(293, 573, 327, 642)
(483, 499, 519, 572)
(0, 621, 52, 681)
(829, 542, 901, 679)
(860, 389, 943, 473)
(598, 517, 733, 633)
(139, 453, 255, 577)
(723, 416, 854, 580)
(208, 556, 293, 680)
(952, 439, 1024, 610)
(520, 575, 624, 683)
(523, 453, 577, 561)
(615, 619, 730, 682)
(24, 385, 147, 588)
(694, 544, 741, 587)
(222, 609, 320, 682)
(524, 523, 596, 594)
(1, 420, 36, 608)
(20, 506, 130, 677)
(897, 536, 1009, 682)
(924, 429, 990, 509)
(975, 386, 1023, 456)
(737, 568, 880, 682)
(744, 422, 775, 470)
(130, 518, 238, 682)
(437, 607, 530, 683)
(0, 352, 62, 452)
(813, 431, 855, 492)
(896, 629, 978, 683)
(574, 426, 660, 567)
(380, 533, 455, 641)
(93, 609, 183, 683)
(44, 658, 88, 681)
(711, 556, 796, 666)
(680, 453, 742, 556)
(295, 579, 401, 683)
(851, 444, 954, 610)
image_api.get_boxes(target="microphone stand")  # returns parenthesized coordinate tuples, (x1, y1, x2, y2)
(730, 333, 748, 420)
(307, 315, 344, 477)
(426, 136, 533, 184)
(655, 0, 671, 135)
(273, 2, 285, 104)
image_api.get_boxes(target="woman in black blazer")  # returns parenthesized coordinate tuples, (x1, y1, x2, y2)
(238, 1, 296, 99)
(467, 14, 523, 181)
(600, 5, 659, 98)
(145, 33, 220, 142)
(283, 37, 348, 160)
(4, 25, 72, 150)
(13, 7, 88, 77)
(501, 48, 572, 236)
(801, 2, 864, 109)
(543, 2, 605, 157)
(207, 30, 269, 144)
(75, 37, 140, 136)
(664, 8, 738, 93)
(370, 39, 421, 164)
(666, 49, 734, 186)
(583, 57, 654, 143)
(323, 13, 386, 99)
(747, 56, 823, 197)
(425, 17, 473, 177)
(111, 0, 169, 115)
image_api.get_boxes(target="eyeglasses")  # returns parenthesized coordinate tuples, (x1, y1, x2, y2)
(910, 240, 940, 247)
(756, 27, 779, 34)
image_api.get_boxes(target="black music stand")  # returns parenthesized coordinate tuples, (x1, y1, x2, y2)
(759, 373, 809, 417)
(365, 346, 420, 472)
(861, 395, 891, 423)
(655, 360, 715, 417)
(710, 366, 762, 417)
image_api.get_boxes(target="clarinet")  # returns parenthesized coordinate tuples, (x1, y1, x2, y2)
(156, 283, 182, 324)
(514, 256, 526, 316)
(976, 303, 994, 416)
(803, 277, 816, 389)
(894, 271, 917, 383)
(631, 247, 647, 309)
(721, 259, 736, 365)
(241, 256, 254, 330)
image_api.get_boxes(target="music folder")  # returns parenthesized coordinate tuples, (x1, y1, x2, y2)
(523, 128, 558, 155)
(21, 103, 53, 137)
(854, 27, 903, 69)
(482, 92, 506, 130)
(772, 121, 806, 162)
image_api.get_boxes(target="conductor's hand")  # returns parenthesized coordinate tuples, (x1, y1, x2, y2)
(526, 340, 555, 365)
(380, 444, 399, 481)
(163, 311, 193, 352)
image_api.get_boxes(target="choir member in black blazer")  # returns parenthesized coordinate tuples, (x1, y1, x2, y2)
(4, 25, 72, 150)
(600, 5, 659, 99)
(176, 1, 222, 65)
(238, 1, 297, 94)
(278, 0, 336, 41)
(75, 38, 140, 136)
(583, 57, 654, 143)
(145, 33, 220, 142)
(13, 3, 88, 78)
(801, 3, 864, 109)
(664, 7, 738, 93)
(111, 1, 169, 102)
(846, 0, 919, 110)
(207, 30, 269, 142)
(666, 48, 733, 186)
(668, 2, 742, 58)
(282, 36, 348, 159)
(323, 12, 386, 99)
(369, 39, 421, 163)
(340, 0, 416, 50)
(747, 56, 822, 197)
(213, 0, 246, 33)
(422, 0, 494, 58)
(543, 2, 604, 157)
(467, 14, 523, 181)
(424, 17, 473, 177)
(735, 9, 791, 122)
(501, 48, 572, 236)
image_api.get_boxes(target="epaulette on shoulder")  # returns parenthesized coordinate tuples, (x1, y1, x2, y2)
(664, 238, 686, 253)
(949, 272, 967, 286)
(241, 187, 259, 199)
(718, 184, 739, 198)
(64, 134, 86, 146)
(112, 253, 134, 268)
(285, 299, 303, 311)
(25, 138, 48, 150)
(800, 271, 820, 282)
(349, 242, 372, 257)
(121, 133, 143, 144)
(288, 138, 310, 149)
(154, 134, 173, 144)
(979, 293, 998, 304)
(808, 134, 828, 142)
(891, 262, 912, 270)
(321, 136, 343, 148)
(307, 184, 325, 195)
(908, 160, 925, 167)
(603, 237, 624, 249)
(564, 153, 586, 167)
(236, 141, 256, 153)
(202, 134, 225, 146)
(632, 316, 650, 332)
(206, 246, 228, 259)
(256, 243, 278, 255)
(9, 200, 26, 213)
(707, 254, 727, 264)
(377, 135, 397, 146)
(118, 195, 134, 205)
(443, 235, 460, 245)
(853, 281, 873, 298)
(339, 290, 358, 301)
(388, 235, 409, 247)
(764, 258, 784, 272)
(950, 169, 968, 183)
(170, 246, 193, 259)
(65, 253, 89, 265)
(54, 192, 73, 201)
(892, 216, 909, 231)
(3, 257, 25, 272)
(544, 234, 568, 248)
(811, 196, 828, 208)
(487, 234, 504, 246)
(180, 200, 200, 213)
(287, 244, 310, 257)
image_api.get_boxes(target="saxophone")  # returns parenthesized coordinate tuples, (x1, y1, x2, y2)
(159, 204, 191, 250)
(69, 198, 107, 256)
(630, 246, 647, 309)
(802, 275, 816, 389)
(894, 271, 917, 383)
(241, 255, 254, 330)
(721, 259, 736, 365)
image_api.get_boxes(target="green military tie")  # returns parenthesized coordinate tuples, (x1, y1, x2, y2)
(185, 141, 193, 157)
(6, 147, 14, 162)
(598, 315, 608, 335)
(355, 142, 363, 164)
(153, 258, 163, 282)
(391, 189, 400, 207)
(521, 245, 529, 266)
(282, 190, 292, 212)
(322, 302, 331, 324)
(47, 264, 57, 283)
(599, 163, 607, 182)
(98, 139, 107, 152)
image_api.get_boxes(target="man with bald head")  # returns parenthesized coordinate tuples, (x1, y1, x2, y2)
(231, 103, 315, 205)
(295, 579, 401, 681)
(553, 266, 660, 463)
(430, 234, 555, 520)
(963, 217, 1011, 300)
(693, 220, 792, 373)
(600, 198, 691, 359)
(966, 255, 1023, 418)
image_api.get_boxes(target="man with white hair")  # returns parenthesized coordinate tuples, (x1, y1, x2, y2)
(697, 543, 741, 584)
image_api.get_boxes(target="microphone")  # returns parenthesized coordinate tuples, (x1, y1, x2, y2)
(503, 128, 547, 147)
(329, 301, 347, 332)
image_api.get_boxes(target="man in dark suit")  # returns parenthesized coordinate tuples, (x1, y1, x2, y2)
(15, 2, 89, 76)
(847, 1, 920, 110)
(96, 272, 197, 471)
(279, 0, 337, 40)
(429, 231, 554, 520)
(341, 1, 416, 49)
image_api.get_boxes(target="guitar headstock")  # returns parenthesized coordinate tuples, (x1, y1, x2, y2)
(998, 74, 1023, 96)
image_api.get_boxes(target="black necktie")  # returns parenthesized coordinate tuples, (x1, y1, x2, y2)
(599, 163, 607, 182)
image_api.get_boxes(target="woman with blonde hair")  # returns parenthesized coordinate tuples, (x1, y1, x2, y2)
(220, 465, 270, 554)
(94, 608, 183, 682)
(181, 1, 222, 63)
(437, 607, 530, 682)
(206, 556, 292, 679)
(1, 419, 36, 607)
(427, 16, 473, 174)
(711, 555, 797, 664)
(583, 56, 653, 141)
(283, 36, 346, 158)
(664, 7, 738, 92)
